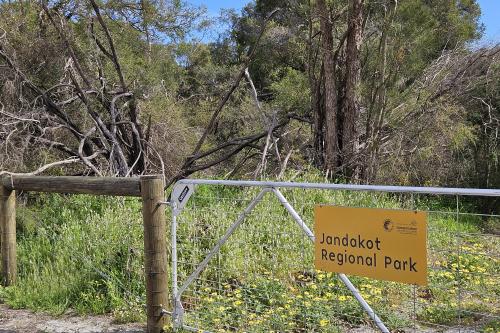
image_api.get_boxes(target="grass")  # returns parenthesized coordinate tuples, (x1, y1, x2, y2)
(172, 183, 499, 332)
(0, 193, 146, 323)
(0, 175, 498, 332)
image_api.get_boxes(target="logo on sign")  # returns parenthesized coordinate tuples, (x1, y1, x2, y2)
(383, 219, 393, 232)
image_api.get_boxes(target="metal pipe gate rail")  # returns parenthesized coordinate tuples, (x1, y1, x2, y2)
(168, 180, 499, 333)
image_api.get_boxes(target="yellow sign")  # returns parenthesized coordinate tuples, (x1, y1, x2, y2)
(314, 206, 427, 285)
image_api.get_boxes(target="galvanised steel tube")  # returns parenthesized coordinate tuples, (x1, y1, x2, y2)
(272, 188, 314, 241)
(272, 188, 390, 333)
(176, 188, 271, 297)
(171, 205, 180, 327)
(338, 273, 390, 333)
(176, 179, 500, 197)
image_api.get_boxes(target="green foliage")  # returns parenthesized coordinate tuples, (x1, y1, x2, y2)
(270, 67, 310, 113)
(0, 0, 492, 188)
(0, 180, 498, 332)
(391, 0, 481, 80)
(1, 194, 146, 321)
(481, 319, 500, 333)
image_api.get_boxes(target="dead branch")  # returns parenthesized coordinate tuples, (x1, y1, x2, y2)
(78, 127, 103, 176)
(0, 157, 81, 176)
(278, 149, 294, 179)
(245, 66, 276, 178)
(89, 0, 127, 91)
(166, 112, 293, 188)
(186, 8, 280, 162)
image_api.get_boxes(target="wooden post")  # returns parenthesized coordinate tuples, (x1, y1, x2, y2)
(141, 175, 168, 333)
(1, 184, 16, 286)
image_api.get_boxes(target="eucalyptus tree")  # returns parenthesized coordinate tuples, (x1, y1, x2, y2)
(230, 0, 483, 182)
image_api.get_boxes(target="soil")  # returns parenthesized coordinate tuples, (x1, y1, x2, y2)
(0, 304, 483, 333)
(0, 304, 145, 333)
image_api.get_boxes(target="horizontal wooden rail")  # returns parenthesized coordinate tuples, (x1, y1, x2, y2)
(1, 176, 141, 197)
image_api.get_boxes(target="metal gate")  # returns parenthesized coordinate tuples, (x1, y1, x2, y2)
(168, 180, 499, 333)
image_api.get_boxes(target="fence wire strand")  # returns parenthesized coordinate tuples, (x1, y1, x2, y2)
(170, 185, 499, 333)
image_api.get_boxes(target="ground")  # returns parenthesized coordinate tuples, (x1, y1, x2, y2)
(0, 303, 484, 333)
(0, 304, 144, 333)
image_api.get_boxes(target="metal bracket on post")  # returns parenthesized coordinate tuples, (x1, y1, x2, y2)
(172, 297, 185, 329)
(171, 183, 195, 216)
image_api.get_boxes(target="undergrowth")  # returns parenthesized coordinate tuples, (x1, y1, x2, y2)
(0, 174, 498, 332)
(0, 194, 146, 323)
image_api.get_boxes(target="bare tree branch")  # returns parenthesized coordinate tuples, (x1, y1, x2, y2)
(186, 8, 280, 162)
(89, 0, 127, 91)
(0, 157, 80, 176)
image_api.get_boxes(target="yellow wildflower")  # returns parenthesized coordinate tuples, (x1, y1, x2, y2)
(319, 319, 329, 327)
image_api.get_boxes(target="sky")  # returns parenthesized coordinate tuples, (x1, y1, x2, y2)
(478, 0, 500, 44)
(189, 0, 248, 16)
(189, 0, 500, 44)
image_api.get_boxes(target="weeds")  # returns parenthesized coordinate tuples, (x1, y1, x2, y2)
(0, 178, 498, 332)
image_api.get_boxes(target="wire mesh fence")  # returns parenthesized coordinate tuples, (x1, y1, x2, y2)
(169, 181, 499, 333)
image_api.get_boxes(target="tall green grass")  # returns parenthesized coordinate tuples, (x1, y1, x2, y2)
(0, 194, 146, 322)
(0, 176, 497, 332)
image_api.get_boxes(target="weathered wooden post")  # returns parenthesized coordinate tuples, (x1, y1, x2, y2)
(141, 175, 168, 333)
(1, 182, 16, 286)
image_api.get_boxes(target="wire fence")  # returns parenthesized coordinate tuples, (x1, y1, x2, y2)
(169, 181, 499, 333)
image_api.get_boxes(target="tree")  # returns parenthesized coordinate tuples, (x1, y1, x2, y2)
(1, 0, 491, 192)
(317, 0, 339, 174)
(231, 0, 483, 182)
(0, 0, 201, 177)
(340, 0, 363, 176)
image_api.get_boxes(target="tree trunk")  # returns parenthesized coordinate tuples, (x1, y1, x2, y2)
(308, 0, 324, 167)
(364, 0, 395, 182)
(341, 0, 364, 178)
(312, 74, 324, 167)
(317, 0, 339, 174)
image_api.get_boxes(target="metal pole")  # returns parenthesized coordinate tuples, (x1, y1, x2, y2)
(176, 179, 500, 197)
(171, 204, 183, 328)
(272, 188, 315, 241)
(272, 188, 390, 333)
